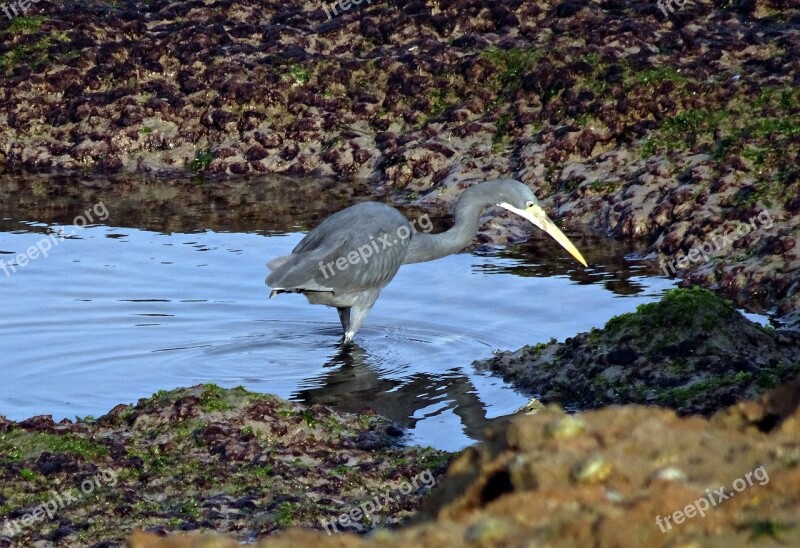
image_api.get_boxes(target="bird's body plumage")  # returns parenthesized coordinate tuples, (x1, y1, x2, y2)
(267, 202, 410, 295)
(266, 179, 587, 344)
(266, 202, 412, 341)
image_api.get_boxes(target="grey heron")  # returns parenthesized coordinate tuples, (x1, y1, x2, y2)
(266, 179, 587, 344)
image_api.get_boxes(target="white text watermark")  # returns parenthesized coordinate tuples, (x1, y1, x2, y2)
(657, 0, 687, 18)
(2, 0, 44, 21)
(321, 469, 436, 534)
(1, 468, 118, 538)
(655, 465, 769, 532)
(318, 213, 433, 280)
(660, 209, 773, 277)
(322, 0, 374, 20)
(1, 202, 109, 278)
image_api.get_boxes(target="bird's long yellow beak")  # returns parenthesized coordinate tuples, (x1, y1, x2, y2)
(499, 202, 588, 267)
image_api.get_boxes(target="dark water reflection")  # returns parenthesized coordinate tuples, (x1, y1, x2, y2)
(0, 173, 376, 234)
(294, 343, 492, 441)
(0, 174, 679, 451)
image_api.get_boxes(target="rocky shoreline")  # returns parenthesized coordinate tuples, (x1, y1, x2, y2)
(0, 385, 451, 546)
(3, 368, 800, 547)
(475, 288, 800, 416)
(1, 0, 799, 545)
(2, 289, 799, 547)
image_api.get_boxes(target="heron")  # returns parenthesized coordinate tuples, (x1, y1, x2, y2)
(266, 179, 587, 344)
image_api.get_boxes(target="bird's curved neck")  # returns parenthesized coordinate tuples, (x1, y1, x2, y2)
(402, 190, 491, 265)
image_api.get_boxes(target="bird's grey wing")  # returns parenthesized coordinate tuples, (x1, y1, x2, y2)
(266, 235, 348, 292)
(266, 202, 411, 294)
(321, 228, 409, 294)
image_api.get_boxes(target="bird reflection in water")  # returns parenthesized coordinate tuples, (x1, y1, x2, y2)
(292, 342, 503, 443)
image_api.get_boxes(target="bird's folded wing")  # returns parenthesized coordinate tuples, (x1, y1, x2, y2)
(265, 236, 350, 292)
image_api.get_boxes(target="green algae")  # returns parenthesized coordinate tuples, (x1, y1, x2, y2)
(0, 37, 50, 72)
(275, 501, 301, 527)
(4, 15, 49, 34)
(199, 384, 234, 412)
(283, 63, 310, 87)
(524, 339, 555, 359)
(604, 287, 736, 340)
(19, 467, 36, 481)
(1, 384, 451, 545)
(0, 430, 108, 462)
(481, 46, 544, 91)
(640, 84, 800, 182)
(657, 371, 753, 406)
(634, 66, 689, 87)
(190, 150, 214, 174)
(749, 519, 792, 541)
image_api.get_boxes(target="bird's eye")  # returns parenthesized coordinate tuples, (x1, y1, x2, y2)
(525, 201, 535, 208)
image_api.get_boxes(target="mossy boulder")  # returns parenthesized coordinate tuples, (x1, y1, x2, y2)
(0, 385, 450, 546)
(476, 288, 800, 415)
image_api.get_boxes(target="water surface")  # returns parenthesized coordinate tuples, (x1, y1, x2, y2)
(0, 175, 683, 450)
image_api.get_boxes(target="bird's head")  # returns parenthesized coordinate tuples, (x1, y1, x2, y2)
(489, 179, 588, 267)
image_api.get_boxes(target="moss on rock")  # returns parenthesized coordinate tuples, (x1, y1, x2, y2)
(0, 385, 450, 546)
(476, 288, 800, 415)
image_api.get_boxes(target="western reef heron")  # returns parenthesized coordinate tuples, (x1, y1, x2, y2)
(266, 179, 587, 344)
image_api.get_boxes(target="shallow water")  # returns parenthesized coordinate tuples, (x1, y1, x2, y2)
(0, 175, 722, 451)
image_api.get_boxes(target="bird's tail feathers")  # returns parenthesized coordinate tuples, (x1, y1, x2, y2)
(266, 245, 340, 291)
(267, 255, 292, 271)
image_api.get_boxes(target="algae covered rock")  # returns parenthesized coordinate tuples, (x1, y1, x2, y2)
(127, 376, 800, 547)
(476, 287, 800, 415)
(0, 385, 450, 546)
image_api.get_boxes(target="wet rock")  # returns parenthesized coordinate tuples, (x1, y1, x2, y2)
(32, 452, 81, 476)
(0, 385, 449, 546)
(475, 288, 800, 415)
(18, 415, 58, 432)
(134, 375, 800, 547)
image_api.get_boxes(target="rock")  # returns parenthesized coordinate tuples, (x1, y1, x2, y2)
(126, 374, 800, 546)
(475, 288, 800, 415)
(0, 385, 449, 546)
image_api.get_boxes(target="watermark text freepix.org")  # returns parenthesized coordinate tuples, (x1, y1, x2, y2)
(660, 208, 773, 277)
(321, 469, 436, 534)
(1, 468, 118, 538)
(2, 0, 43, 21)
(657, 0, 687, 17)
(318, 213, 433, 280)
(655, 465, 769, 533)
(0, 202, 109, 278)
(321, 0, 373, 20)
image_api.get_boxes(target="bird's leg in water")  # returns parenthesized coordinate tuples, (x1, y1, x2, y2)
(337, 307, 353, 344)
(345, 306, 370, 344)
